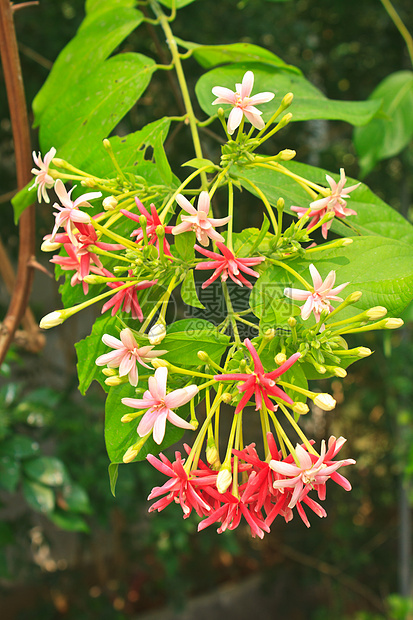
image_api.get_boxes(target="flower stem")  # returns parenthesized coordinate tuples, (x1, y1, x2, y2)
(268, 259, 313, 291)
(380, 0, 413, 67)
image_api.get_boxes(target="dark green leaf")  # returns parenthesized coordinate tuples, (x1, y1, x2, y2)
(162, 319, 230, 366)
(0, 435, 40, 460)
(61, 483, 92, 514)
(181, 270, 205, 309)
(23, 457, 68, 487)
(49, 511, 90, 533)
(76, 314, 118, 394)
(196, 63, 381, 126)
(108, 463, 119, 496)
(23, 479, 55, 513)
(354, 71, 413, 176)
(158, 0, 198, 7)
(153, 132, 173, 185)
(0, 456, 19, 492)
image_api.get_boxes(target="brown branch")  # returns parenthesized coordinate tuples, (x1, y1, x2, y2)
(0, 0, 37, 365)
(11, 1, 39, 13)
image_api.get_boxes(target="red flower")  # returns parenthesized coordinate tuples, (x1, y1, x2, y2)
(215, 338, 301, 413)
(100, 268, 156, 321)
(195, 242, 264, 289)
(121, 198, 173, 256)
(198, 491, 270, 539)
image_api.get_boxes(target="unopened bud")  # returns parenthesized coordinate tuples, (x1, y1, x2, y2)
(197, 351, 209, 362)
(81, 177, 96, 188)
(102, 368, 117, 377)
(279, 112, 293, 127)
(347, 291, 362, 303)
(121, 413, 138, 423)
(105, 375, 124, 386)
(151, 358, 169, 369)
(148, 323, 166, 345)
(221, 392, 232, 404)
(206, 438, 220, 467)
(288, 316, 297, 328)
(342, 238, 353, 246)
(293, 402, 309, 415)
(281, 92, 294, 108)
(279, 149, 296, 161)
(274, 353, 287, 365)
(41, 239, 62, 252)
(102, 196, 118, 210)
(366, 306, 387, 319)
(384, 318, 404, 329)
(333, 367, 347, 378)
(217, 468, 232, 494)
(263, 328, 276, 340)
(39, 310, 65, 329)
(155, 225, 165, 238)
(217, 107, 225, 120)
(313, 393, 336, 411)
(83, 274, 100, 284)
(123, 446, 138, 463)
(357, 347, 372, 357)
(276, 197, 285, 210)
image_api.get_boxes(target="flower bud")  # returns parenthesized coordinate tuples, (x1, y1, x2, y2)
(41, 239, 62, 252)
(105, 375, 124, 386)
(288, 316, 297, 328)
(357, 347, 372, 357)
(279, 149, 296, 161)
(197, 351, 209, 362)
(347, 291, 362, 303)
(221, 392, 232, 404)
(148, 322, 166, 345)
(102, 368, 117, 376)
(39, 310, 65, 329)
(333, 367, 347, 378)
(384, 318, 404, 329)
(293, 402, 309, 415)
(123, 446, 138, 463)
(281, 92, 294, 108)
(121, 413, 138, 423)
(217, 468, 232, 494)
(276, 197, 285, 211)
(366, 306, 387, 319)
(206, 438, 220, 468)
(274, 353, 287, 365)
(151, 358, 169, 369)
(279, 112, 293, 127)
(81, 178, 96, 188)
(313, 393, 336, 411)
(102, 196, 118, 211)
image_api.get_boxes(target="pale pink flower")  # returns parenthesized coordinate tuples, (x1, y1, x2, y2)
(270, 438, 355, 509)
(50, 242, 104, 295)
(212, 70, 275, 135)
(284, 263, 348, 324)
(195, 242, 265, 288)
(95, 328, 166, 387)
(50, 179, 101, 244)
(172, 192, 230, 247)
(291, 168, 360, 238)
(30, 147, 56, 203)
(121, 367, 198, 445)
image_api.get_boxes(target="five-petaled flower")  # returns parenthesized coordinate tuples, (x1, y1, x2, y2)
(50, 179, 101, 244)
(212, 70, 275, 135)
(95, 328, 167, 387)
(284, 263, 348, 325)
(172, 192, 230, 247)
(215, 338, 301, 413)
(270, 437, 356, 509)
(100, 269, 156, 321)
(30, 147, 56, 203)
(195, 242, 265, 288)
(121, 367, 198, 445)
(291, 168, 360, 239)
(121, 198, 174, 256)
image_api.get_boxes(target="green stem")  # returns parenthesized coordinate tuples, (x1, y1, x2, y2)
(380, 0, 413, 67)
(269, 259, 313, 291)
(150, 0, 207, 188)
(278, 403, 318, 455)
(222, 281, 242, 347)
(227, 180, 234, 252)
(238, 175, 278, 233)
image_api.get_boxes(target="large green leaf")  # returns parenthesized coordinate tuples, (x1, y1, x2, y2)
(354, 71, 413, 176)
(251, 236, 413, 319)
(105, 383, 194, 463)
(176, 39, 300, 74)
(23, 457, 68, 487)
(75, 314, 118, 395)
(33, 7, 143, 125)
(162, 319, 230, 366)
(39, 53, 156, 168)
(196, 62, 381, 126)
(232, 161, 413, 245)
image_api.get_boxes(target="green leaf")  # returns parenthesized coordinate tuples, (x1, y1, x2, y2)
(162, 319, 230, 366)
(232, 161, 413, 245)
(105, 383, 194, 463)
(153, 132, 173, 185)
(181, 270, 205, 309)
(23, 479, 55, 513)
(158, 0, 198, 7)
(196, 63, 381, 126)
(85, 0, 137, 17)
(48, 511, 90, 533)
(182, 158, 218, 172)
(33, 6, 143, 125)
(354, 71, 413, 176)
(173, 230, 196, 262)
(0, 435, 40, 460)
(175, 39, 300, 73)
(61, 483, 92, 514)
(39, 53, 156, 168)
(76, 314, 118, 395)
(108, 463, 119, 496)
(11, 182, 36, 224)
(250, 271, 299, 327)
(23, 457, 69, 487)
(0, 456, 20, 492)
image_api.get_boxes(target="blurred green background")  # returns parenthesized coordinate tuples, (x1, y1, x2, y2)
(0, 0, 412, 618)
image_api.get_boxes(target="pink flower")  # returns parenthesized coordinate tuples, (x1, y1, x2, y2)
(284, 263, 348, 324)
(270, 437, 356, 509)
(95, 328, 167, 387)
(146, 451, 217, 517)
(212, 70, 275, 135)
(215, 338, 301, 413)
(50, 180, 101, 244)
(30, 147, 56, 203)
(50, 243, 104, 295)
(121, 198, 174, 256)
(121, 367, 198, 445)
(100, 269, 156, 321)
(198, 492, 270, 539)
(291, 168, 360, 238)
(172, 192, 230, 247)
(195, 242, 264, 288)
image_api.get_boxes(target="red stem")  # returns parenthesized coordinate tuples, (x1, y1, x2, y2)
(0, 0, 37, 365)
